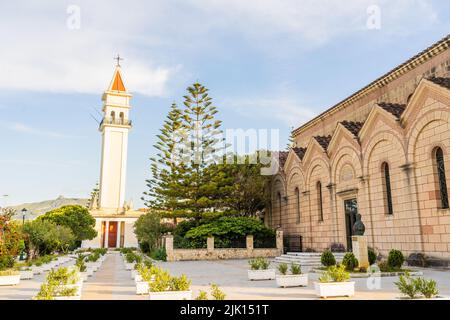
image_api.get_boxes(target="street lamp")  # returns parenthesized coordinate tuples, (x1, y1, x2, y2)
(20, 208, 27, 260)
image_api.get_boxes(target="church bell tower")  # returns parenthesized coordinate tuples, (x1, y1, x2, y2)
(98, 58, 132, 213)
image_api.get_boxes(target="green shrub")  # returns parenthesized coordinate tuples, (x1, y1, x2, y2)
(125, 252, 136, 263)
(170, 274, 191, 291)
(320, 250, 336, 267)
(210, 284, 226, 300)
(342, 252, 358, 271)
(248, 257, 270, 270)
(195, 291, 208, 300)
(368, 248, 377, 265)
(415, 277, 438, 299)
(290, 264, 301, 275)
(150, 248, 167, 261)
(149, 268, 191, 292)
(319, 264, 350, 283)
(395, 273, 419, 299)
(277, 263, 288, 275)
(387, 249, 404, 270)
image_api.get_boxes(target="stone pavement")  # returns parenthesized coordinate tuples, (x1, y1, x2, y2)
(2, 252, 450, 300)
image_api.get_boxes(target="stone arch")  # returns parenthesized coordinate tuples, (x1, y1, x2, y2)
(406, 108, 450, 163)
(331, 146, 362, 185)
(363, 130, 407, 177)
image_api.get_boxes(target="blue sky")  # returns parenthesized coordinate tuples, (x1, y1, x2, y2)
(0, 0, 449, 207)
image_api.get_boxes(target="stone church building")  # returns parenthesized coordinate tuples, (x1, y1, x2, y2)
(270, 35, 450, 260)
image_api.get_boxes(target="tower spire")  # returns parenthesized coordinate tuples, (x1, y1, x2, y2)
(114, 54, 123, 67)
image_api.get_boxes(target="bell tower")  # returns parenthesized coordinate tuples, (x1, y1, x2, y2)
(98, 60, 132, 213)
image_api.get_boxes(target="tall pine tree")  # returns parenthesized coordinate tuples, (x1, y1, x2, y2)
(142, 103, 186, 222)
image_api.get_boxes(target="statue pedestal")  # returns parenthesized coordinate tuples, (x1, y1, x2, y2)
(352, 235, 369, 269)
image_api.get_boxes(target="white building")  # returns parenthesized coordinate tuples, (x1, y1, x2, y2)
(82, 63, 143, 249)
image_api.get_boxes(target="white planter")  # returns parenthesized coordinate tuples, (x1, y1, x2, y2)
(19, 270, 34, 280)
(53, 295, 81, 300)
(314, 281, 355, 298)
(248, 269, 276, 281)
(276, 274, 308, 287)
(134, 274, 143, 282)
(149, 290, 192, 300)
(131, 270, 137, 279)
(125, 263, 135, 270)
(0, 274, 21, 286)
(136, 281, 149, 295)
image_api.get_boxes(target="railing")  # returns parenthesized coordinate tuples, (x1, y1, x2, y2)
(214, 237, 247, 249)
(254, 234, 277, 249)
(100, 117, 132, 127)
(173, 235, 206, 249)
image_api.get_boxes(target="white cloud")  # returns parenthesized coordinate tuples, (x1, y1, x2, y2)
(6, 122, 85, 139)
(0, 1, 439, 95)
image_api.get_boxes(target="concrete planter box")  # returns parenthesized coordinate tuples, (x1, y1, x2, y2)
(149, 290, 192, 300)
(134, 274, 143, 282)
(136, 281, 149, 295)
(125, 263, 135, 270)
(314, 281, 355, 298)
(276, 274, 308, 287)
(0, 274, 21, 286)
(19, 270, 34, 280)
(248, 269, 276, 281)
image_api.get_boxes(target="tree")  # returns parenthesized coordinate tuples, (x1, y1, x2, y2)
(38, 205, 97, 245)
(178, 82, 225, 218)
(0, 208, 23, 270)
(22, 219, 74, 258)
(86, 182, 99, 209)
(133, 212, 162, 253)
(209, 153, 271, 217)
(286, 126, 295, 150)
(142, 103, 186, 223)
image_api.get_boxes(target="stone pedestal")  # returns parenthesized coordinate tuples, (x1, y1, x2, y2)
(207, 237, 214, 253)
(351, 235, 369, 269)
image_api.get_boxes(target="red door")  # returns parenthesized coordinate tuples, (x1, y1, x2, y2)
(108, 222, 118, 248)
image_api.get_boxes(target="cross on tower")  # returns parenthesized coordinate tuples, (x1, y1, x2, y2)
(114, 54, 124, 67)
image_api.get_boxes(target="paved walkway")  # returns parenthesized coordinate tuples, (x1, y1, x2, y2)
(2, 252, 450, 300)
(82, 252, 145, 300)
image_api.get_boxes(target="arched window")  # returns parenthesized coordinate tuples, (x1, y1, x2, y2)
(382, 162, 393, 215)
(110, 111, 116, 122)
(119, 112, 125, 124)
(277, 192, 282, 227)
(295, 187, 300, 223)
(317, 181, 323, 221)
(434, 147, 449, 209)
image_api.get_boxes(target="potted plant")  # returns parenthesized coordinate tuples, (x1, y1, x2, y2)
(395, 273, 444, 299)
(135, 265, 157, 294)
(276, 263, 308, 287)
(314, 264, 355, 298)
(34, 267, 82, 300)
(148, 268, 192, 300)
(247, 258, 276, 281)
(124, 252, 139, 270)
(35, 282, 79, 300)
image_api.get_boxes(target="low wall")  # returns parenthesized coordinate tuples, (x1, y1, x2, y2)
(164, 231, 283, 262)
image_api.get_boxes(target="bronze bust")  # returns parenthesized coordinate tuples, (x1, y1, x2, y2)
(352, 213, 365, 236)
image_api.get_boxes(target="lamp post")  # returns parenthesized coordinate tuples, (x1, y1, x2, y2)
(20, 208, 27, 260)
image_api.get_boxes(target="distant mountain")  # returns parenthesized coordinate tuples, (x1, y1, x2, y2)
(9, 195, 89, 220)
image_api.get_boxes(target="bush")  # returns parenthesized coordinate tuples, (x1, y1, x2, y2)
(368, 248, 377, 265)
(210, 284, 226, 300)
(321, 250, 336, 267)
(277, 263, 288, 275)
(319, 264, 350, 283)
(415, 278, 438, 299)
(290, 264, 301, 275)
(248, 257, 269, 270)
(395, 273, 418, 299)
(150, 248, 167, 261)
(387, 249, 404, 270)
(134, 212, 163, 253)
(149, 267, 191, 292)
(342, 252, 358, 271)
(195, 291, 208, 300)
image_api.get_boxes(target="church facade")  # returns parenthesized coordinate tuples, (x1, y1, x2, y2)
(270, 35, 450, 260)
(82, 64, 143, 249)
